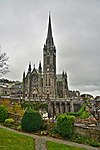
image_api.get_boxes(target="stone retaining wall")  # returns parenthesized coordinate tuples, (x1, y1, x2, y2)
(75, 125, 100, 142)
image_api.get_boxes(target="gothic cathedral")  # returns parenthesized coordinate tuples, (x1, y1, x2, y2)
(23, 13, 69, 100)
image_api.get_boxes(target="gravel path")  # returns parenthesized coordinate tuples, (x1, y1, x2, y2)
(0, 125, 99, 150)
(35, 137, 47, 150)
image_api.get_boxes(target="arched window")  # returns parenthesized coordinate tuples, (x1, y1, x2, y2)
(49, 78, 50, 86)
(47, 56, 50, 65)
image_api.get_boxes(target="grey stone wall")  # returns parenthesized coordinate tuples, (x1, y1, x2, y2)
(75, 125, 100, 142)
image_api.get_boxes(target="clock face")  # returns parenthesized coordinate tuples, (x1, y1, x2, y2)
(32, 75, 38, 83)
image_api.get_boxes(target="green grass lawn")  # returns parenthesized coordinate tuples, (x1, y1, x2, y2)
(0, 128, 35, 150)
(47, 141, 87, 150)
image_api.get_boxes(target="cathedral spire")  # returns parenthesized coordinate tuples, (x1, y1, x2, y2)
(39, 60, 42, 72)
(46, 12, 54, 46)
(28, 62, 31, 72)
(47, 11, 52, 39)
(23, 70, 25, 79)
(65, 72, 67, 77)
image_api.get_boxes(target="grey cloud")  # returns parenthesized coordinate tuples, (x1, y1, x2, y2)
(0, 0, 99, 97)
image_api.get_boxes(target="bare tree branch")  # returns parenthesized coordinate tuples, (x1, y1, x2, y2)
(0, 47, 9, 77)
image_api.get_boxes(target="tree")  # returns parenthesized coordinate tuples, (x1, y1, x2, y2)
(21, 109, 43, 132)
(0, 47, 9, 76)
(55, 114, 75, 138)
(0, 105, 9, 122)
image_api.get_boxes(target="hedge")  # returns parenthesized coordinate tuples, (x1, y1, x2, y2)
(0, 105, 9, 123)
(54, 114, 75, 138)
(21, 109, 43, 132)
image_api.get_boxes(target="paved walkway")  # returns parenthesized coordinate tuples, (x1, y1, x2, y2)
(0, 125, 99, 150)
(35, 137, 47, 150)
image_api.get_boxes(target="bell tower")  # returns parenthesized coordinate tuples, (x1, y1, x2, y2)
(43, 12, 56, 99)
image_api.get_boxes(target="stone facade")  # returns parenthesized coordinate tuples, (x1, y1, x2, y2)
(48, 99, 82, 118)
(23, 13, 73, 100)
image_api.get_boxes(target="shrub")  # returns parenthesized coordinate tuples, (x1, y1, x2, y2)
(11, 103, 25, 116)
(1, 99, 10, 108)
(71, 133, 100, 147)
(54, 114, 75, 138)
(90, 141, 100, 147)
(17, 125, 22, 131)
(21, 109, 43, 132)
(21, 102, 33, 109)
(34, 102, 48, 111)
(21, 102, 48, 111)
(66, 104, 91, 119)
(77, 104, 86, 116)
(5, 118, 14, 126)
(79, 110, 91, 119)
(0, 105, 9, 122)
(42, 120, 47, 130)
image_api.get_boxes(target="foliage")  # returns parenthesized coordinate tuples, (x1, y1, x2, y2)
(21, 109, 43, 132)
(76, 104, 86, 116)
(11, 103, 24, 115)
(47, 141, 87, 150)
(53, 114, 75, 138)
(21, 102, 33, 109)
(66, 104, 91, 119)
(5, 118, 14, 124)
(0, 78, 16, 83)
(79, 110, 91, 119)
(5, 118, 14, 127)
(21, 101, 48, 111)
(0, 99, 10, 108)
(0, 128, 35, 150)
(17, 125, 22, 131)
(42, 120, 48, 130)
(1, 100, 24, 116)
(70, 133, 100, 147)
(47, 120, 55, 131)
(0, 50, 9, 76)
(40, 130, 48, 135)
(10, 103, 24, 116)
(34, 102, 48, 111)
(0, 105, 9, 122)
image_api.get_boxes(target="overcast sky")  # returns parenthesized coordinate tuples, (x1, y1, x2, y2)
(0, 0, 100, 97)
